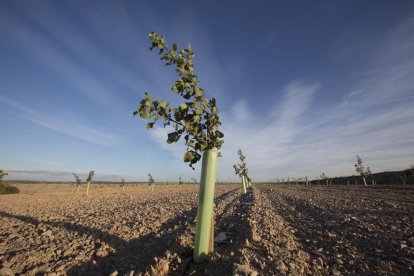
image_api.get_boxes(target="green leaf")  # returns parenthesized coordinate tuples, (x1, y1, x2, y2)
(167, 132, 181, 144)
(180, 102, 188, 109)
(139, 110, 150, 119)
(146, 122, 155, 129)
(195, 87, 204, 96)
(215, 130, 224, 138)
(184, 151, 195, 162)
(172, 43, 178, 51)
(160, 100, 169, 108)
(145, 99, 152, 107)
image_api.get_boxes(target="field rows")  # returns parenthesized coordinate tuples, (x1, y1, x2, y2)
(1, 184, 413, 275)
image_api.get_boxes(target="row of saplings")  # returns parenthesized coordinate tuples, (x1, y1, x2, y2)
(273, 155, 413, 186)
(70, 172, 156, 195)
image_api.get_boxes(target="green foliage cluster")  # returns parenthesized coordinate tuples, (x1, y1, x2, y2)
(0, 170, 8, 181)
(354, 155, 370, 177)
(86, 170, 95, 183)
(72, 173, 82, 184)
(134, 32, 224, 169)
(233, 149, 250, 180)
(148, 173, 155, 186)
(0, 184, 19, 195)
(0, 170, 19, 195)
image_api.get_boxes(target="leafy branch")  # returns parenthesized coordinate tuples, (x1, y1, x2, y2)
(133, 32, 224, 169)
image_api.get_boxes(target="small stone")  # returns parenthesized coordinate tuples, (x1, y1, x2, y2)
(233, 263, 258, 276)
(109, 271, 118, 276)
(332, 269, 341, 275)
(277, 261, 288, 272)
(42, 230, 53, 237)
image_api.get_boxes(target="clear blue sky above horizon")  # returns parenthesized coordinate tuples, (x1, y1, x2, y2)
(1, 1, 413, 182)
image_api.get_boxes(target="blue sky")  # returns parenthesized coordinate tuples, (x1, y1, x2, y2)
(1, 1, 414, 182)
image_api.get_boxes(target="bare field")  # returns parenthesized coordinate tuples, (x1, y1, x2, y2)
(1, 184, 413, 275)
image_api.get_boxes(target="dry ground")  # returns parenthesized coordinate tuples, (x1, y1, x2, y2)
(0, 183, 413, 275)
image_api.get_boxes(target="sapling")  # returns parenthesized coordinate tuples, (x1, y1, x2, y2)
(238, 149, 251, 188)
(133, 32, 224, 263)
(72, 173, 82, 193)
(85, 170, 94, 196)
(320, 173, 329, 185)
(148, 173, 155, 192)
(354, 155, 370, 186)
(121, 178, 126, 191)
(366, 167, 375, 185)
(233, 164, 246, 194)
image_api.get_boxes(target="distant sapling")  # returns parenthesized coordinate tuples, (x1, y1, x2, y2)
(354, 155, 370, 186)
(86, 170, 94, 196)
(72, 173, 82, 193)
(148, 173, 155, 192)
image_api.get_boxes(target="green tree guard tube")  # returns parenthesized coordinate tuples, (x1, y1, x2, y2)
(193, 149, 218, 263)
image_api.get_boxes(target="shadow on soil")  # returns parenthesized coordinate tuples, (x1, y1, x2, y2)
(188, 190, 254, 275)
(0, 189, 244, 275)
(264, 189, 412, 274)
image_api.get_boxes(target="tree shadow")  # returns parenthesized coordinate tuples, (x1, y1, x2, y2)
(187, 190, 255, 275)
(0, 189, 239, 275)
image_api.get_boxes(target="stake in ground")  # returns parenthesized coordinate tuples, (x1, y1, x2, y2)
(134, 32, 224, 263)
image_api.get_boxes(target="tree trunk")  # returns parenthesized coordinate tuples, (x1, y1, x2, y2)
(362, 177, 367, 186)
(86, 182, 90, 196)
(241, 175, 247, 194)
(193, 149, 218, 263)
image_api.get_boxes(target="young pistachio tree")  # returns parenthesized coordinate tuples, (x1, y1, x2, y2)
(238, 148, 251, 189)
(354, 155, 369, 186)
(366, 167, 375, 185)
(72, 173, 82, 193)
(134, 32, 224, 263)
(148, 173, 155, 192)
(320, 173, 329, 185)
(233, 164, 246, 194)
(85, 170, 94, 196)
(121, 178, 126, 191)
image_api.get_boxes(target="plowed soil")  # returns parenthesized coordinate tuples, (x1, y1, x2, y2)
(1, 183, 413, 275)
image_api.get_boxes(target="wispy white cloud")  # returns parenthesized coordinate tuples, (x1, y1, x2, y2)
(144, 14, 414, 182)
(0, 95, 122, 146)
